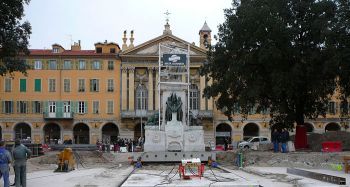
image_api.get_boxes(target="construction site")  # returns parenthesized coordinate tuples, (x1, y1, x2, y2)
(3, 144, 348, 187)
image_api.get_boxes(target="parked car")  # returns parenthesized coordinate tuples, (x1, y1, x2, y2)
(238, 136, 271, 149)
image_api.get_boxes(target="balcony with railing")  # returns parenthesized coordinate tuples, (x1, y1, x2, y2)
(121, 110, 212, 119)
(43, 111, 74, 119)
(121, 110, 156, 118)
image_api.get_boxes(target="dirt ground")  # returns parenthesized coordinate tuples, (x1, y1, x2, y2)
(26, 150, 132, 173)
(217, 150, 350, 170)
(15, 150, 350, 187)
(26, 150, 350, 172)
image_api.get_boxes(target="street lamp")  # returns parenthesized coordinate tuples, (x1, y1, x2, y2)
(139, 83, 144, 142)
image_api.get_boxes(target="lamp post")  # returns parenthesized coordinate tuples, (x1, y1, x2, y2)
(139, 83, 144, 142)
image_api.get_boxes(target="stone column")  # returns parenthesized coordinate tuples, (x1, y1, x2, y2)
(128, 67, 135, 111)
(207, 78, 213, 110)
(200, 76, 206, 110)
(155, 71, 159, 110)
(121, 67, 128, 110)
(148, 67, 154, 110)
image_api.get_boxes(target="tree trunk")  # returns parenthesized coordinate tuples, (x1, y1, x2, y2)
(294, 108, 308, 149)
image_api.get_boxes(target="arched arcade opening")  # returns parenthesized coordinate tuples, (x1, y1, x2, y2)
(43, 123, 61, 144)
(243, 123, 259, 140)
(14, 123, 31, 141)
(304, 123, 314, 133)
(215, 123, 232, 145)
(73, 123, 90, 144)
(325, 123, 341, 132)
(102, 123, 119, 143)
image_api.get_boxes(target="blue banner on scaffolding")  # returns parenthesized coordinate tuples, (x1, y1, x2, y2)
(163, 54, 187, 66)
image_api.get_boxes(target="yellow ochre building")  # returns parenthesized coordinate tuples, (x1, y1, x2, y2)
(0, 21, 347, 145)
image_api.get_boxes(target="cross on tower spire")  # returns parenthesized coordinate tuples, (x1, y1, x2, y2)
(164, 10, 171, 23)
(163, 10, 172, 35)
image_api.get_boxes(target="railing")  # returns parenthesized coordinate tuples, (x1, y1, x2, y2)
(121, 110, 213, 118)
(43, 111, 74, 119)
(121, 110, 156, 118)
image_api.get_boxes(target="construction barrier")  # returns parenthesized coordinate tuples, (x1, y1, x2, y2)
(322, 141, 342, 152)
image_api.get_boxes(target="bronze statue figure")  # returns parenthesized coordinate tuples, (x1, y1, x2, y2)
(146, 112, 159, 126)
(165, 93, 183, 121)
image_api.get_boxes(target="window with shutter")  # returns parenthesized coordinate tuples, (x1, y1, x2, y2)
(78, 79, 85, 92)
(107, 100, 114, 114)
(108, 61, 114, 70)
(93, 101, 99, 114)
(20, 79, 27, 92)
(5, 78, 11, 92)
(34, 79, 41, 92)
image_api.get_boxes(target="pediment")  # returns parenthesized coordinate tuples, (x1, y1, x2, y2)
(121, 34, 207, 57)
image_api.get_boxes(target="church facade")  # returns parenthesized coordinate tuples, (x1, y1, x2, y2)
(0, 21, 347, 145)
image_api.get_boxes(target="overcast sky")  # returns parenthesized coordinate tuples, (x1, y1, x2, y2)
(23, 0, 232, 50)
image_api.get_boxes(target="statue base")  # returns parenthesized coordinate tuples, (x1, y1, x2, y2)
(131, 151, 215, 162)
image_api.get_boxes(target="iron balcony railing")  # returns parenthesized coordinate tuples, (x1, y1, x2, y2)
(43, 111, 74, 119)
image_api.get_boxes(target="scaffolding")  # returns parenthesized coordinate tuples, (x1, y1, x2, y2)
(158, 43, 190, 130)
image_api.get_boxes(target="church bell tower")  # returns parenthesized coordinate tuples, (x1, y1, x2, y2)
(199, 21, 212, 49)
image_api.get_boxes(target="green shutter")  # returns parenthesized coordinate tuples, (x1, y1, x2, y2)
(72, 101, 77, 113)
(11, 101, 13, 113)
(26, 101, 30, 113)
(57, 101, 63, 118)
(84, 101, 88, 114)
(44, 101, 48, 114)
(20, 79, 26, 92)
(31, 101, 35, 113)
(40, 101, 43, 113)
(34, 79, 41, 92)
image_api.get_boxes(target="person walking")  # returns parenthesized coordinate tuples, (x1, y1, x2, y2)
(281, 128, 289, 153)
(12, 140, 31, 187)
(224, 137, 228, 151)
(0, 141, 12, 187)
(271, 129, 280, 152)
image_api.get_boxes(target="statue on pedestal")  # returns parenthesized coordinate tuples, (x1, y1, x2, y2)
(165, 93, 183, 122)
(146, 113, 159, 126)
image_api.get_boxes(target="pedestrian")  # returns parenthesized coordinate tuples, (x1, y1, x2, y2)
(0, 141, 12, 187)
(281, 128, 289, 153)
(224, 137, 228, 151)
(271, 129, 280, 152)
(12, 139, 31, 187)
(106, 139, 110, 153)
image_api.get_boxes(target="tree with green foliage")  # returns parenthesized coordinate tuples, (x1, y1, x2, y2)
(336, 0, 350, 111)
(201, 0, 349, 141)
(0, 0, 31, 76)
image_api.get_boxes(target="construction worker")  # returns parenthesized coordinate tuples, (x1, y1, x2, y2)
(0, 141, 12, 187)
(12, 140, 31, 187)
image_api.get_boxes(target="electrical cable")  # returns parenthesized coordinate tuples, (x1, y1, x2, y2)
(153, 164, 178, 187)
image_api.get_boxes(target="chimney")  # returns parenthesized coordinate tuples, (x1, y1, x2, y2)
(122, 30, 128, 50)
(129, 30, 134, 48)
(71, 40, 81, 51)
